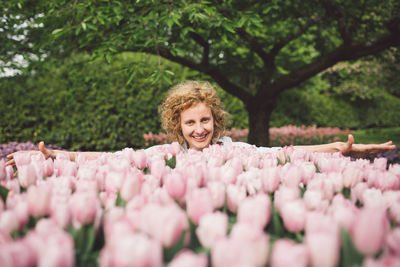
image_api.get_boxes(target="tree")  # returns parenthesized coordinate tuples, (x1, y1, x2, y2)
(2, 0, 400, 146)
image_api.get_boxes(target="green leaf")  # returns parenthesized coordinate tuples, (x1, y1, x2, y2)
(165, 156, 176, 169)
(0, 185, 9, 203)
(51, 28, 63, 35)
(81, 22, 87, 31)
(342, 188, 351, 200)
(340, 228, 364, 267)
(266, 194, 284, 237)
(163, 230, 186, 262)
(116, 191, 126, 207)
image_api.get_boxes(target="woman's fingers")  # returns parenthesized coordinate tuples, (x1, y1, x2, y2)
(5, 158, 15, 167)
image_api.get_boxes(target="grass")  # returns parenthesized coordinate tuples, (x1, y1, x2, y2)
(350, 127, 400, 146)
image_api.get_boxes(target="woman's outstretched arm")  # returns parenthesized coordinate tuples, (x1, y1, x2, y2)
(294, 134, 396, 158)
(5, 141, 104, 166)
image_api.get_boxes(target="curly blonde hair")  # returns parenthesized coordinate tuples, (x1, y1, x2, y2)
(159, 81, 227, 146)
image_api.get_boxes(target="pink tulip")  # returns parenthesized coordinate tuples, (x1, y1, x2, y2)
(150, 159, 166, 180)
(342, 165, 362, 188)
(362, 188, 385, 208)
(328, 195, 358, 232)
(261, 167, 281, 193)
(169, 250, 208, 267)
(0, 159, 6, 181)
(351, 182, 368, 204)
(273, 185, 300, 212)
(13, 152, 31, 168)
(27, 183, 52, 217)
(307, 174, 334, 201)
(237, 194, 271, 230)
(101, 232, 163, 267)
(76, 165, 97, 180)
(270, 239, 309, 267)
(4, 179, 20, 194)
(226, 184, 247, 213)
(305, 212, 340, 267)
(363, 255, 400, 267)
(212, 223, 269, 267)
(43, 158, 54, 177)
(219, 165, 237, 185)
(207, 181, 225, 209)
(280, 163, 302, 188)
(351, 206, 389, 255)
(186, 188, 214, 224)
(69, 191, 101, 228)
(373, 157, 387, 170)
(168, 142, 181, 156)
(133, 149, 147, 169)
(0, 210, 19, 234)
(50, 202, 70, 230)
(327, 172, 343, 193)
(388, 196, 400, 224)
(0, 239, 36, 267)
(377, 172, 399, 191)
(17, 164, 37, 188)
(120, 171, 141, 202)
(25, 220, 75, 267)
(105, 171, 125, 194)
(54, 159, 77, 177)
(138, 203, 188, 247)
(280, 199, 306, 233)
(304, 190, 329, 212)
(196, 211, 228, 248)
(0, 229, 11, 245)
(236, 169, 262, 195)
(5, 165, 14, 181)
(386, 228, 400, 256)
(164, 172, 186, 200)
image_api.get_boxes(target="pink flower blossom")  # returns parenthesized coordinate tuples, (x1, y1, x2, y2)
(351, 206, 389, 255)
(270, 239, 309, 267)
(196, 211, 228, 248)
(186, 188, 214, 224)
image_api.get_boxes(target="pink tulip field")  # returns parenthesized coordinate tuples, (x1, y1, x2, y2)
(0, 143, 400, 267)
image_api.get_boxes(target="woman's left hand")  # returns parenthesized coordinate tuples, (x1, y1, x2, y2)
(339, 134, 396, 158)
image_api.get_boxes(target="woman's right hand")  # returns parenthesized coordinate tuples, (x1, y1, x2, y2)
(5, 141, 55, 167)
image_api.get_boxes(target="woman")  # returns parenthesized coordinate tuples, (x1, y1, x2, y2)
(6, 80, 396, 165)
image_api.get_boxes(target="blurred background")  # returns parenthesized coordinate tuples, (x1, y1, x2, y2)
(1, 0, 399, 154)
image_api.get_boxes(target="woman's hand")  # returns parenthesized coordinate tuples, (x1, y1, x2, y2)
(5, 141, 55, 167)
(339, 134, 396, 158)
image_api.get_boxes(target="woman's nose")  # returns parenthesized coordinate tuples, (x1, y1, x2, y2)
(194, 123, 204, 133)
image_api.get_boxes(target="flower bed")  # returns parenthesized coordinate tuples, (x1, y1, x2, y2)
(143, 125, 352, 146)
(0, 144, 400, 266)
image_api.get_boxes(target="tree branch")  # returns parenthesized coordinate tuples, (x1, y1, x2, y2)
(266, 19, 316, 66)
(321, 0, 351, 44)
(272, 21, 400, 95)
(189, 32, 209, 66)
(144, 46, 252, 102)
(235, 28, 270, 67)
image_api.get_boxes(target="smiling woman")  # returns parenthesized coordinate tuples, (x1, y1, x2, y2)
(158, 80, 227, 150)
(5, 80, 396, 166)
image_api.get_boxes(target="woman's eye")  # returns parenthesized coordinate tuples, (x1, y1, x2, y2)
(202, 118, 209, 122)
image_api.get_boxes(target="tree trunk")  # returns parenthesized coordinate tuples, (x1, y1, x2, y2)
(246, 98, 275, 147)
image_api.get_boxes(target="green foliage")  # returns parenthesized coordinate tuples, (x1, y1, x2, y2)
(2, 0, 399, 146)
(0, 52, 193, 150)
(0, 52, 247, 150)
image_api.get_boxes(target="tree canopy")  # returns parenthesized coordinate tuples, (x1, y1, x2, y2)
(2, 0, 400, 146)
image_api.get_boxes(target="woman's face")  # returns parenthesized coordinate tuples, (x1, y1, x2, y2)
(180, 102, 214, 151)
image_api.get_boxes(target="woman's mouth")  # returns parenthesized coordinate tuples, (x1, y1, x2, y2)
(192, 133, 208, 141)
